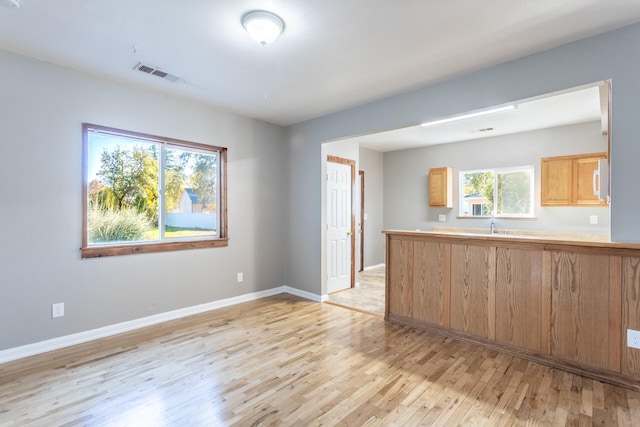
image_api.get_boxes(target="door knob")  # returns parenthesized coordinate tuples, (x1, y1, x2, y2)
(347, 231, 353, 235)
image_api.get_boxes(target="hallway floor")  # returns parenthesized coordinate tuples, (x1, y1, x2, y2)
(326, 265, 385, 316)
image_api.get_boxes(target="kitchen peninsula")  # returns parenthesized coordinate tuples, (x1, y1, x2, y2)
(384, 229, 640, 390)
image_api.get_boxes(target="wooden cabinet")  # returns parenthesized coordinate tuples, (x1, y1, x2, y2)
(386, 236, 413, 319)
(385, 235, 450, 327)
(540, 157, 572, 205)
(622, 257, 640, 377)
(495, 247, 547, 352)
(450, 244, 495, 338)
(412, 240, 450, 327)
(550, 251, 621, 372)
(384, 230, 640, 390)
(428, 167, 452, 208)
(541, 152, 608, 206)
(574, 156, 605, 205)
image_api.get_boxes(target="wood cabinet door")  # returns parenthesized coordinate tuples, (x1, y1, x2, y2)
(574, 156, 607, 205)
(387, 236, 413, 319)
(429, 167, 452, 208)
(450, 244, 496, 338)
(541, 153, 608, 207)
(622, 257, 640, 377)
(541, 158, 572, 206)
(412, 240, 450, 327)
(495, 247, 547, 352)
(550, 251, 620, 371)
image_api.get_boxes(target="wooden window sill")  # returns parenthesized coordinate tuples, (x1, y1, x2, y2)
(81, 238, 229, 258)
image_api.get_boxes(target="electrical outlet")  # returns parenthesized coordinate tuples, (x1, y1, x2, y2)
(589, 215, 598, 225)
(52, 303, 64, 318)
(237, 272, 243, 283)
(628, 329, 640, 349)
(438, 214, 446, 222)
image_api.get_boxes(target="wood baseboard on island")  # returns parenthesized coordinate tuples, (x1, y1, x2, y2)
(384, 229, 640, 392)
(388, 313, 640, 392)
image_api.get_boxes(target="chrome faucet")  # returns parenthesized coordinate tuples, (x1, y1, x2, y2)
(489, 211, 497, 234)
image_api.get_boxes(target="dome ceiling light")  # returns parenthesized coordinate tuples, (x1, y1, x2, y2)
(0, 0, 19, 8)
(242, 10, 285, 46)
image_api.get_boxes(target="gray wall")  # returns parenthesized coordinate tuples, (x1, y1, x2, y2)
(325, 138, 360, 162)
(0, 49, 287, 351)
(286, 23, 640, 296)
(384, 121, 609, 234)
(4, 21, 640, 352)
(359, 147, 385, 267)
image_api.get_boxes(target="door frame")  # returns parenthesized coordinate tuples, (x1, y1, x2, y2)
(359, 170, 365, 273)
(327, 155, 356, 288)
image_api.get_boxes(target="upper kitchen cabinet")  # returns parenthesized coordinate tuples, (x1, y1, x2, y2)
(541, 152, 608, 206)
(429, 167, 452, 208)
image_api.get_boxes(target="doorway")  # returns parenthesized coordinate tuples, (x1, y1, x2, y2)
(325, 152, 386, 316)
(326, 155, 355, 294)
(358, 170, 365, 273)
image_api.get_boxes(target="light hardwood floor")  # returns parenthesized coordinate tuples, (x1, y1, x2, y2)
(1, 294, 639, 426)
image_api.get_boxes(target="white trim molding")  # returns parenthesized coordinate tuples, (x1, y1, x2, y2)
(364, 263, 385, 271)
(284, 286, 325, 302)
(0, 286, 322, 364)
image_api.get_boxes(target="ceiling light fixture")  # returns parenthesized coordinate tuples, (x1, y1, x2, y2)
(242, 10, 285, 46)
(0, 0, 19, 8)
(420, 105, 516, 128)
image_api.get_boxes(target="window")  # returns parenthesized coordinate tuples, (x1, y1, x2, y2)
(459, 166, 534, 217)
(82, 124, 227, 258)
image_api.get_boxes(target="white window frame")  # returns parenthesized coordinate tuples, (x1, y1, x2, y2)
(459, 165, 534, 218)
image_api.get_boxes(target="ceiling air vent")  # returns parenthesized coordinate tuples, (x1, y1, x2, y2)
(134, 63, 181, 83)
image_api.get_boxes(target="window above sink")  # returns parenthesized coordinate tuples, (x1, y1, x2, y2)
(459, 166, 534, 218)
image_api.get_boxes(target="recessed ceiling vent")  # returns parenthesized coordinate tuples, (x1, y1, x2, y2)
(134, 63, 181, 83)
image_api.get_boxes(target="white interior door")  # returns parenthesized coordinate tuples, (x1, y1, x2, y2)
(327, 160, 352, 294)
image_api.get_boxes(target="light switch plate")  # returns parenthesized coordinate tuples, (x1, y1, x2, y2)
(52, 303, 64, 318)
(438, 214, 446, 222)
(590, 215, 598, 225)
(628, 329, 640, 349)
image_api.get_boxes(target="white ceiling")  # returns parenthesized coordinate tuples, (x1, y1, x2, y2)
(349, 84, 605, 152)
(0, 1, 639, 126)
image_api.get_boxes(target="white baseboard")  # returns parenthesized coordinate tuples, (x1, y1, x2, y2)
(0, 286, 322, 365)
(364, 263, 385, 271)
(284, 286, 325, 302)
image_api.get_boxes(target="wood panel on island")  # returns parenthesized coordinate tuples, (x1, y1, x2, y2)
(384, 230, 640, 391)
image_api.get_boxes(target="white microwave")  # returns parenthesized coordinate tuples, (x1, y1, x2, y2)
(593, 158, 609, 201)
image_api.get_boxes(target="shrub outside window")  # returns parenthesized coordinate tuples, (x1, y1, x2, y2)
(82, 123, 227, 258)
(459, 166, 534, 217)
